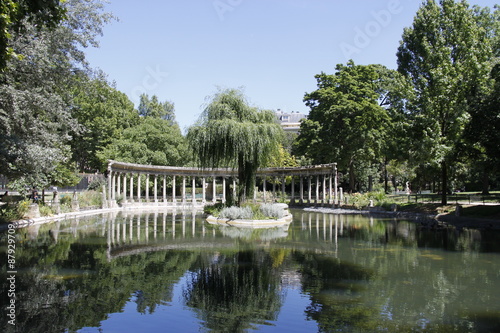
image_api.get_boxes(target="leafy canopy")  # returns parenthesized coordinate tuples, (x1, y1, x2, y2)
(294, 61, 402, 191)
(397, 0, 493, 203)
(187, 88, 283, 203)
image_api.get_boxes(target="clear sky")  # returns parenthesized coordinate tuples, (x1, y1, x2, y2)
(84, 0, 499, 131)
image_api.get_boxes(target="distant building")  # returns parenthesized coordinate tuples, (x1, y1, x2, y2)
(275, 109, 306, 133)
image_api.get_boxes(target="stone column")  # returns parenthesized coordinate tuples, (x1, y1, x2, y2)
(232, 179, 236, 202)
(145, 174, 150, 202)
(329, 174, 333, 204)
(300, 176, 304, 204)
(308, 176, 312, 203)
(316, 175, 320, 203)
(334, 165, 338, 206)
(222, 177, 226, 203)
(112, 172, 117, 200)
(137, 174, 141, 202)
(172, 175, 176, 203)
(108, 170, 112, 202)
(282, 176, 286, 201)
(182, 176, 186, 203)
(192, 177, 196, 204)
(163, 175, 167, 202)
(322, 175, 327, 204)
(263, 177, 267, 203)
(154, 174, 158, 202)
(291, 177, 295, 204)
(202, 177, 206, 204)
(212, 178, 216, 204)
(117, 173, 121, 198)
(123, 174, 127, 203)
(129, 173, 134, 202)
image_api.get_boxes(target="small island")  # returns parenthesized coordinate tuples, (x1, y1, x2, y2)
(205, 203, 293, 228)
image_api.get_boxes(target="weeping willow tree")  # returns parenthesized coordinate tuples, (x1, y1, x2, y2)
(187, 88, 283, 205)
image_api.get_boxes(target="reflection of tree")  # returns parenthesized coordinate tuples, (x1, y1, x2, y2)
(0, 237, 196, 332)
(293, 251, 378, 332)
(183, 250, 285, 332)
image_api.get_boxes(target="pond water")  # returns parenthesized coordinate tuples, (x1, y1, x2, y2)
(1, 209, 500, 333)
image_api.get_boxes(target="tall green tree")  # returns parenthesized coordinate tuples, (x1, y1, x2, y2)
(464, 63, 500, 193)
(70, 77, 140, 172)
(0, 0, 66, 70)
(187, 88, 283, 204)
(397, 0, 492, 204)
(0, 0, 114, 188)
(138, 93, 176, 124)
(294, 62, 400, 192)
(98, 117, 189, 168)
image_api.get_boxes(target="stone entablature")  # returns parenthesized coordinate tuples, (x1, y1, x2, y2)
(106, 160, 338, 206)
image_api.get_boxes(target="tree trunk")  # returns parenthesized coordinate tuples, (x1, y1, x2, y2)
(349, 162, 355, 193)
(384, 159, 389, 193)
(441, 160, 447, 205)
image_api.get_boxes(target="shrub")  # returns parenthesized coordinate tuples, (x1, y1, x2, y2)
(0, 200, 30, 223)
(259, 203, 285, 219)
(60, 195, 72, 206)
(39, 204, 53, 217)
(219, 206, 254, 220)
(78, 191, 103, 208)
(204, 203, 225, 216)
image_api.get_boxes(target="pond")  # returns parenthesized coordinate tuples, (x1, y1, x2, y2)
(1, 209, 500, 332)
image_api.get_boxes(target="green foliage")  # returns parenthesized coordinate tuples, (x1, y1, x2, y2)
(259, 203, 285, 219)
(0, 0, 114, 185)
(397, 0, 493, 203)
(98, 116, 189, 169)
(344, 191, 388, 210)
(211, 203, 286, 220)
(203, 202, 226, 216)
(219, 206, 254, 220)
(0, 0, 66, 69)
(39, 203, 54, 217)
(138, 93, 176, 124)
(0, 199, 30, 223)
(59, 195, 72, 206)
(187, 88, 283, 204)
(295, 61, 403, 192)
(78, 190, 103, 208)
(70, 77, 140, 172)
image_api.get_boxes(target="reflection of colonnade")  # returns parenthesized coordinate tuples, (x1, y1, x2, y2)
(107, 160, 338, 207)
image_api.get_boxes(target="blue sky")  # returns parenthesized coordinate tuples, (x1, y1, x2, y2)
(84, 0, 499, 131)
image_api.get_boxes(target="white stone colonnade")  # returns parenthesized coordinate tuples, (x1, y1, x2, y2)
(106, 160, 338, 207)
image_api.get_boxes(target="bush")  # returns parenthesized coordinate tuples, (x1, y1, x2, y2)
(219, 206, 254, 220)
(259, 203, 285, 219)
(39, 204, 53, 217)
(211, 203, 286, 220)
(60, 195, 72, 206)
(344, 191, 389, 209)
(0, 200, 30, 223)
(78, 190, 102, 208)
(204, 203, 225, 216)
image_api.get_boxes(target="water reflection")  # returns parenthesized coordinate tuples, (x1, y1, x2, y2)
(1, 209, 499, 332)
